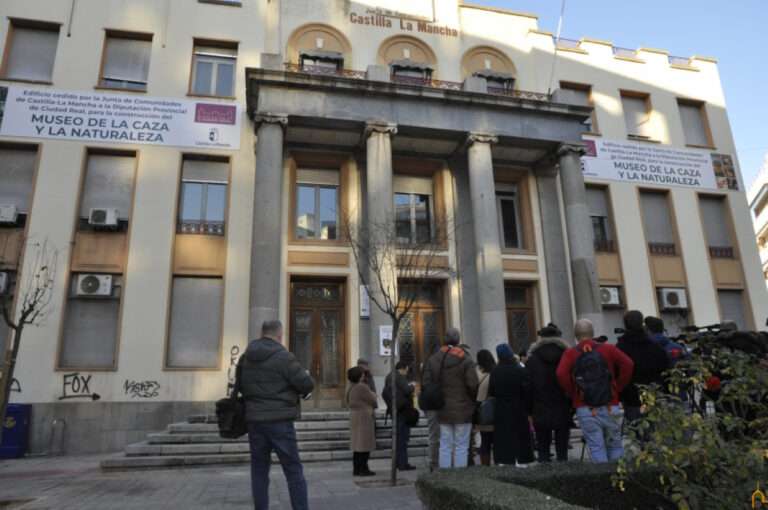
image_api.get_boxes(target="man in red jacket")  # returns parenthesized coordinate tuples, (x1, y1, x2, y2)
(556, 319, 634, 462)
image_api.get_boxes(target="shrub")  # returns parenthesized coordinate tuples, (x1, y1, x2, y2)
(615, 333, 768, 510)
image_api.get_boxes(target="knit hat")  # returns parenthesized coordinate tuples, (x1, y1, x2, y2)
(496, 343, 514, 361)
(623, 310, 645, 333)
(538, 323, 562, 338)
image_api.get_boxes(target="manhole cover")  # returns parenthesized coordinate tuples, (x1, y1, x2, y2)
(355, 479, 413, 489)
(0, 500, 36, 509)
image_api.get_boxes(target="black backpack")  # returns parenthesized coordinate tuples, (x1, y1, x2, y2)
(573, 344, 613, 408)
(419, 352, 449, 411)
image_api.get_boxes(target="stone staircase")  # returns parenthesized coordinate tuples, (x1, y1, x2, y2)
(101, 411, 428, 471)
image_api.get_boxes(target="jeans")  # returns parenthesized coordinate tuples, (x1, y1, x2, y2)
(247, 421, 308, 510)
(576, 405, 624, 463)
(426, 411, 440, 469)
(533, 424, 570, 462)
(439, 423, 472, 468)
(396, 414, 411, 468)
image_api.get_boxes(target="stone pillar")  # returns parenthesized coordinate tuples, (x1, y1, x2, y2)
(534, 164, 575, 332)
(364, 121, 397, 375)
(466, 133, 508, 350)
(558, 143, 604, 333)
(249, 113, 288, 339)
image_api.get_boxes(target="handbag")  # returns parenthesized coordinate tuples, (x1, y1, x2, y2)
(216, 357, 247, 439)
(418, 352, 449, 411)
(477, 397, 496, 427)
(402, 405, 420, 427)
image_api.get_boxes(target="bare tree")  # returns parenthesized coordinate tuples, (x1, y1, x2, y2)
(0, 238, 58, 444)
(342, 211, 454, 486)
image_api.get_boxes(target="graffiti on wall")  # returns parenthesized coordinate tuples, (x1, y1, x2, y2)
(124, 380, 160, 399)
(10, 378, 21, 393)
(226, 345, 240, 396)
(59, 373, 100, 401)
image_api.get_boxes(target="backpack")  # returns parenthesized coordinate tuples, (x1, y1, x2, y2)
(419, 352, 449, 411)
(663, 340, 690, 366)
(573, 344, 613, 408)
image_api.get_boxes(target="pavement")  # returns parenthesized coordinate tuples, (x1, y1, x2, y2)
(0, 455, 425, 510)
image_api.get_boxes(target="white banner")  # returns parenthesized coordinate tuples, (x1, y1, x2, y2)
(581, 138, 738, 191)
(0, 85, 241, 150)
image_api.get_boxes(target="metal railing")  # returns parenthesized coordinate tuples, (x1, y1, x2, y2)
(649, 242, 677, 256)
(709, 246, 735, 259)
(178, 221, 226, 236)
(594, 239, 617, 253)
(285, 63, 367, 80)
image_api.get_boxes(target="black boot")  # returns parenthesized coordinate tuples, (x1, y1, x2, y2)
(361, 452, 376, 477)
(353, 452, 361, 476)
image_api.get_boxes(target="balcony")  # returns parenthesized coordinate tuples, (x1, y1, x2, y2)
(594, 239, 617, 253)
(708, 246, 735, 259)
(283, 63, 552, 102)
(648, 242, 677, 256)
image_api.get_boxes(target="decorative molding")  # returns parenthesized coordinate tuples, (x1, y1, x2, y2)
(557, 143, 587, 158)
(466, 132, 498, 146)
(252, 113, 289, 130)
(364, 121, 398, 138)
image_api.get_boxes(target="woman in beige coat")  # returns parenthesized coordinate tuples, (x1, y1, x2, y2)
(347, 366, 378, 477)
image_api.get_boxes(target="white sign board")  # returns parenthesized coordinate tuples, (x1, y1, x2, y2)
(379, 325, 396, 356)
(581, 139, 738, 191)
(359, 285, 370, 319)
(0, 85, 241, 150)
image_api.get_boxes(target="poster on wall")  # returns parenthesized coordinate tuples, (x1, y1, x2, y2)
(359, 285, 371, 319)
(581, 138, 738, 191)
(379, 325, 397, 356)
(0, 85, 241, 150)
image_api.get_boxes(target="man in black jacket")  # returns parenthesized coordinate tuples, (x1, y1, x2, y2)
(236, 320, 314, 510)
(617, 311, 669, 425)
(383, 361, 416, 471)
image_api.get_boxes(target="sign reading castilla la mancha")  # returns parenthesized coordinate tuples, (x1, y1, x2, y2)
(350, 9, 459, 38)
(0, 85, 241, 150)
(581, 138, 739, 191)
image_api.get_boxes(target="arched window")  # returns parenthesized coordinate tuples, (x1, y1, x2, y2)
(377, 36, 437, 84)
(461, 46, 516, 92)
(286, 24, 352, 74)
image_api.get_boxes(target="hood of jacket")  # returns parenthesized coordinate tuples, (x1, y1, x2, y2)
(439, 345, 469, 369)
(528, 338, 568, 364)
(245, 337, 285, 363)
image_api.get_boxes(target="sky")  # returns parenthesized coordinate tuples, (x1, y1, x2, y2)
(482, 0, 768, 190)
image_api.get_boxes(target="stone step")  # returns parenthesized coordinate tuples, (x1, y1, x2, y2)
(102, 447, 428, 471)
(167, 419, 427, 435)
(148, 427, 428, 445)
(187, 410, 401, 424)
(126, 437, 429, 456)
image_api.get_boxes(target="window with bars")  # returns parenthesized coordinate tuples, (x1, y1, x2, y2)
(395, 193, 432, 245)
(100, 33, 152, 91)
(191, 43, 237, 97)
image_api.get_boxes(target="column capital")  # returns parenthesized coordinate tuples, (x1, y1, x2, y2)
(253, 112, 289, 129)
(364, 121, 398, 138)
(557, 142, 587, 158)
(466, 132, 499, 147)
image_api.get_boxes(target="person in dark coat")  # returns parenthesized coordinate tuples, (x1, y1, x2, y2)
(617, 310, 670, 423)
(526, 324, 571, 462)
(489, 343, 534, 466)
(383, 361, 416, 471)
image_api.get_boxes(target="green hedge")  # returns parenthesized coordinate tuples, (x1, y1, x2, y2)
(416, 463, 673, 510)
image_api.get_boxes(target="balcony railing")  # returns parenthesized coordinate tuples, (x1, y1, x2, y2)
(178, 221, 226, 236)
(649, 242, 677, 256)
(594, 239, 617, 253)
(284, 63, 551, 102)
(709, 246, 735, 259)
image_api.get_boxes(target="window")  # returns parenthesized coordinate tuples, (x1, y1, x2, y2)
(586, 187, 615, 252)
(100, 32, 152, 91)
(496, 185, 522, 249)
(699, 196, 734, 258)
(678, 100, 712, 148)
(79, 153, 136, 231)
(294, 169, 339, 240)
(560, 82, 598, 133)
(178, 158, 229, 235)
(640, 191, 677, 255)
(167, 277, 224, 368)
(718, 290, 747, 330)
(621, 91, 653, 139)
(395, 193, 431, 244)
(191, 42, 237, 97)
(2, 21, 59, 82)
(0, 147, 37, 227)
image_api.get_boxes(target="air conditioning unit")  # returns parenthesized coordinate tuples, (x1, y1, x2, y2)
(659, 288, 688, 311)
(88, 208, 119, 228)
(0, 272, 8, 295)
(0, 204, 18, 224)
(76, 274, 113, 297)
(600, 286, 622, 308)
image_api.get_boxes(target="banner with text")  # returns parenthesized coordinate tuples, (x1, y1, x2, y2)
(581, 138, 738, 191)
(0, 85, 241, 150)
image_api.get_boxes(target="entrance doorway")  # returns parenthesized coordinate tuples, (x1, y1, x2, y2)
(289, 279, 346, 408)
(398, 282, 445, 382)
(505, 283, 537, 354)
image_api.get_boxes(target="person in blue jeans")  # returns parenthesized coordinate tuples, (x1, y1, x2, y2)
(556, 319, 634, 463)
(235, 320, 315, 510)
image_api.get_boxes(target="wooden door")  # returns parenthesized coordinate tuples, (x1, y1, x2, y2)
(505, 284, 536, 354)
(398, 282, 445, 382)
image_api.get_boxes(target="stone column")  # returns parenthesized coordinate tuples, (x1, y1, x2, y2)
(466, 133, 508, 350)
(535, 163, 575, 332)
(249, 113, 288, 339)
(558, 143, 604, 333)
(364, 121, 397, 376)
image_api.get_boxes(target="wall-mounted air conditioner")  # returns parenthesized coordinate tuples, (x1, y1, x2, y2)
(76, 274, 113, 297)
(88, 208, 119, 228)
(600, 286, 622, 308)
(0, 204, 18, 224)
(659, 288, 688, 311)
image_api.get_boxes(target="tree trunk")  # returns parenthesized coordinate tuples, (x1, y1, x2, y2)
(389, 319, 400, 487)
(0, 326, 21, 446)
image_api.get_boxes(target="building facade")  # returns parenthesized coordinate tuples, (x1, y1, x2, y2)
(750, 154, 768, 289)
(1, 0, 766, 454)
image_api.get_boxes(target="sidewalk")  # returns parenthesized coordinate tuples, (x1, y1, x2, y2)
(0, 455, 424, 510)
